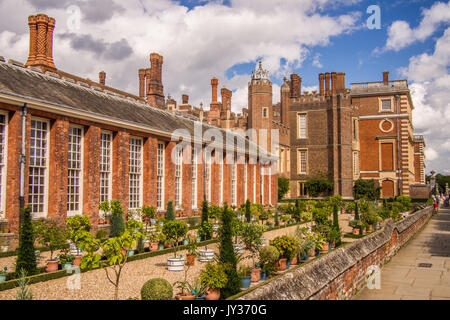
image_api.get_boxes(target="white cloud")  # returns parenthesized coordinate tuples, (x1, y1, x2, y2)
(384, 1, 450, 52)
(0, 0, 359, 114)
(312, 53, 323, 68)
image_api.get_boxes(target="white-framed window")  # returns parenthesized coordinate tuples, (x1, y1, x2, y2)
(353, 152, 359, 175)
(381, 99, 392, 111)
(298, 113, 307, 139)
(175, 147, 183, 207)
(99, 131, 112, 204)
(0, 112, 8, 218)
(192, 147, 198, 209)
(260, 165, 264, 204)
(244, 159, 248, 202)
(28, 118, 49, 217)
(253, 164, 256, 202)
(219, 160, 223, 204)
(205, 152, 211, 203)
(232, 162, 237, 206)
(298, 149, 307, 174)
(129, 136, 143, 210)
(67, 125, 83, 215)
(157, 142, 165, 210)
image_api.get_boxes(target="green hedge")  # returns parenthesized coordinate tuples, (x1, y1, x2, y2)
(0, 244, 69, 259)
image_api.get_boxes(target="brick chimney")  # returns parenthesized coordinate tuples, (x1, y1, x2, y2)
(147, 53, 165, 108)
(319, 73, 324, 96)
(221, 87, 232, 112)
(138, 69, 146, 98)
(383, 71, 389, 85)
(182, 94, 189, 104)
(335, 72, 346, 93)
(325, 72, 331, 96)
(331, 72, 337, 94)
(211, 77, 218, 103)
(99, 71, 106, 86)
(145, 68, 151, 96)
(290, 73, 301, 98)
(25, 14, 56, 72)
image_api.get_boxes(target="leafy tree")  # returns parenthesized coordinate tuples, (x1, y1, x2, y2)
(33, 218, 67, 261)
(245, 200, 251, 223)
(162, 220, 188, 257)
(218, 203, 241, 298)
(66, 215, 91, 255)
(165, 201, 175, 221)
(278, 177, 290, 200)
(241, 223, 265, 267)
(353, 179, 380, 200)
(305, 178, 334, 197)
(15, 206, 37, 276)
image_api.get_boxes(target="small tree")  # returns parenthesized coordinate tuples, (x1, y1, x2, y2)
(34, 219, 67, 261)
(142, 206, 156, 225)
(66, 215, 91, 255)
(15, 206, 37, 276)
(101, 200, 125, 237)
(162, 220, 188, 257)
(245, 200, 251, 223)
(332, 204, 342, 246)
(218, 203, 241, 298)
(241, 223, 265, 267)
(165, 201, 175, 221)
(278, 177, 290, 200)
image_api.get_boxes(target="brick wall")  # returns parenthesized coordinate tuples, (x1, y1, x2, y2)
(238, 206, 433, 300)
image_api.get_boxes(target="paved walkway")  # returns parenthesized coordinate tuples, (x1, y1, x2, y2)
(355, 207, 450, 300)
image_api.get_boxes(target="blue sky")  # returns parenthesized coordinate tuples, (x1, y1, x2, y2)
(0, 0, 449, 173)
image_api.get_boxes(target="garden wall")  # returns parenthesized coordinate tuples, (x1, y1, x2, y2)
(237, 206, 433, 300)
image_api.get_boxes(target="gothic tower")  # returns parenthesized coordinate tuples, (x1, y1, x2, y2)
(248, 61, 273, 153)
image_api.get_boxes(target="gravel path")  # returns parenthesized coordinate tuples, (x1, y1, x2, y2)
(0, 224, 306, 300)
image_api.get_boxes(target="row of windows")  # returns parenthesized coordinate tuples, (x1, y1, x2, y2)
(0, 115, 274, 217)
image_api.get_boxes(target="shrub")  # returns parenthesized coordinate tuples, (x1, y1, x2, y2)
(208, 205, 222, 221)
(218, 203, 241, 298)
(142, 206, 156, 224)
(200, 263, 228, 289)
(165, 201, 175, 221)
(95, 229, 108, 240)
(15, 206, 37, 276)
(305, 178, 333, 197)
(109, 200, 125, 237)
(245, 200, 251, 223)
(300, 211, 313, 222)
(274, 210, 279, 227)
(270, 235, 297, 260)
(33, 219, 67, 261)
(396, 196, 412, 212)
(311, 207, 332, 226)
(258, 245, 279, 277)
(278, 177, 290, 200)
(141, 278, 173, 300)
(353, 179, 380, 200)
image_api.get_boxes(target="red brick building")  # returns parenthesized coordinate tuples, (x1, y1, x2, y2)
(0, 14, 278, 234)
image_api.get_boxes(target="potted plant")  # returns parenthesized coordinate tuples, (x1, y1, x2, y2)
(237, 265, 251, 289)
(174, 266, 196, 300)
(66, 215, 91, 265)
(270, 235, 297, 271)
(200, 263, 228, 300)
(241, 223, 265, 271)
(162, 220, 188, 271)
(349, 220, 362, 235)
(258, 245, 279, 280)
(231, 216, 244, 254)
(148, 224, 163, 252)
(314, 232, 326, 256)
(58, 252, 75, 269)
(198, 221, 214, 262)
(142, 206, 156, 226)
(327, 228, 341, 250)
(34, 219, 67, 272)
(186, 238, 199, 266)
(0, 267, 7, 282)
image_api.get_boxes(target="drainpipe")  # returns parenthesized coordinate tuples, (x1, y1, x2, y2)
(395, 95, 401, 196)
(19, 104, 27, 224)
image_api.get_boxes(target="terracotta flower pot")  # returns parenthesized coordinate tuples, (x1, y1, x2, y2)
(276, 258, 287, 271)
(321, 242, 329, 253)
(352, 228, 360, 235)
(186, 254, 196, 266)
(251, 268, 261, 282)
(369, 225, 373, 232)
(73, 255, 82, 266)
(176, 294, 195, 300)
(46, 260, 59, 273)
(290, 255, 298, 266)
(98, 218, 105, 225)
(205, 288, 220, 300)
(149, 242, 158, 252)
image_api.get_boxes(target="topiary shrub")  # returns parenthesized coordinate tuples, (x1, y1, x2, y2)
(141, 278, 173, 300)
(245, 200, 251, 223)
(258, 245, 280, 277)
(15, 206, 37, 277)
(109, 200, 125, 237)
(270, 235, 297, 260)
(165, 201, 175, 221)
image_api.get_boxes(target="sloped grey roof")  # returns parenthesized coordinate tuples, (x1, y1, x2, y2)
(0, 61, 274, 159)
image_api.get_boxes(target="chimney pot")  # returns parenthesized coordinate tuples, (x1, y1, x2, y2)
(383, 71, 389, 85)
(319, 73, 325, 96)
(99, 71, 106, 85)
(211, 77, 218, 103)
(325, 72, 331, 96)
(182, 94, 189, 104)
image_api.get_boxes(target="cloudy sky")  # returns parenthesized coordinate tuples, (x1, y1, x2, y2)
(0, 0, 449, 174)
